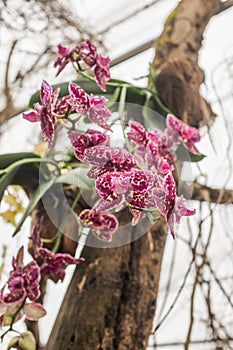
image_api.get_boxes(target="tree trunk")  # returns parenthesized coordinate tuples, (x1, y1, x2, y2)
(153, 0, 221, 127)
(43, 222, 167, 350)
(42, 1, 226, 349)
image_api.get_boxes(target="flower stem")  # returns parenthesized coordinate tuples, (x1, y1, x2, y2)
(52, 191, 82, 253)
(0, 298, 26, 341)
(118, 86, 131, 151)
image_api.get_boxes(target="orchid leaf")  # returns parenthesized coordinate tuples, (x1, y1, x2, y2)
(0, 153, 53, 203)
(12, 176, 56, 236)
(142, 94, 166, 131)
(176, 144, 205, 162)
(29, 78, 147, 110)
(55, 166, 95, 190)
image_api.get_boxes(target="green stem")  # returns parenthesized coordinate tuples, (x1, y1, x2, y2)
(53, 113, 66, 119)
(118, 86, 132, 151)
(52, 190, 82, 253)
(79, 70, 96, 83)
(71, 63, 96, 84)
(0, 298, 26, 341)
(0, 158, 59, 176)
(58, 119, 72, 130)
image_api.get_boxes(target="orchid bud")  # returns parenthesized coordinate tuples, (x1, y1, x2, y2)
(7, 331, 36, 350)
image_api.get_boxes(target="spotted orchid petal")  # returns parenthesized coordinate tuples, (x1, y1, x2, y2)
(54, 44, 77, 76)
(130, 209, 146, 226)
(22, 110, 40, 123)
(86, 147, 136, 178)
(127, 121, 147, 145)
(94, 55, 111, 91)
(40, 80, 52, 104)
(154, 172, 176, 223)
(79, 209, 118, 242)
(57, 43, 69, 57)
(54, 95, 70, 115)
(166, 114, 200, 154)
(69, 129, 109, 162)
(78, 39, 97, 67)
(38, 248, 83, 282)
(126, 190, 155, 210)
(94, 193, 124, 212)
(167, 196, 196, 238)
(4, 249, 41, 304)
(129, 169, 154, 193)
(40, 106, 56, 148)
(68, 131, 90, 161)
(68, 82, 90, 115)
(174, 196, 196, 223)
(88, 96, 111, 131)
(96, 172, 128, 197)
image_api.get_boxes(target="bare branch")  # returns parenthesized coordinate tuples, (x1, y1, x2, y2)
(0, 41, 19, 126)
(217, 0, 233, 13)
(98, 0, 162, 35)
(180, 181, 233, 204)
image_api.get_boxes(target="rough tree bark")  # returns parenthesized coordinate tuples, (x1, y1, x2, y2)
(41, 1, 231, 349)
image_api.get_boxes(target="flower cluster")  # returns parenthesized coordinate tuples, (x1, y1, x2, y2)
(68, 82, 111, 130)
(0, 224, 84, 327)
(30, 222, 84, 283)
(54, 39, 110, 91)
(126, 115, 200, 173)
(79, 209, 118, 242)
(0, 247, 45, 327)
(74, 121, 197, 239)
(22, 39, 200, 243)
(23, 80, 112, 148)
(22, 80, 60, 147)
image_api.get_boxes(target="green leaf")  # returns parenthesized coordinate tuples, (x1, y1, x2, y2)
(0, 167, 19, 204)
(189, 152, 206, 162)
(0, 152, 40, 169)
(0, 157, 42, 203)
(142, 94, 166, 131)
(107, 86, 121, 108)
(176, 144, 205, 162)
(149, 63, 157, 87)
(28, 77, 146, 108)
(55, 166, 95, 190)
(12, 177, 56, 237)
(29, 78, 118, 108)
(0, 153, 47, 190)
(0, 156, 54, 203)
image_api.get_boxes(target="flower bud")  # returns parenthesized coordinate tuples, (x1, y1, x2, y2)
(7, 331, 36, 350)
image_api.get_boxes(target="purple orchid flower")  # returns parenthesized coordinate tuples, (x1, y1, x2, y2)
(30, 221, 84, 283)
(167, 196, 196, 238)
(54, 40, 110, 91)
(94, 55, 111, 91)
(0, 247, 46, 326)
(86, 146, 137, 179)
(3, 247, 41, 304)
(166, 114, 201, 154)
(38, 248, 84, 283)
(68, 129, 109, 162)
(79, 209, 118, 242)
(68, 82, 111, 130)
(54, 44, 78, 76)
(95, 169, 156, 214)
(23, 80, 59, 148)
